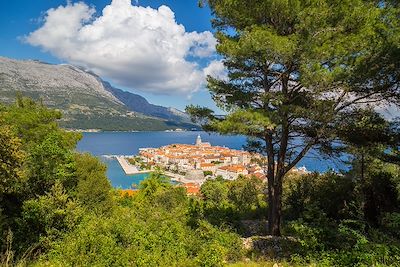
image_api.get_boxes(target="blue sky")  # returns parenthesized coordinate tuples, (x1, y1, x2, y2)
(0, 0, 223, 112)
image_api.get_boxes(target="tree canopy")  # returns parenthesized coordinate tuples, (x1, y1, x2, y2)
(188, 0, 400, 235)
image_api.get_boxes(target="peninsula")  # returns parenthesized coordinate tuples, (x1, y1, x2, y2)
(116, 135, 267, 184)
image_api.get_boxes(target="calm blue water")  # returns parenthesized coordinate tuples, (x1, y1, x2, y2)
(76, 131, 348, 189)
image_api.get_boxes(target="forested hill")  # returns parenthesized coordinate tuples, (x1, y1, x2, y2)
(0, 57, 197, 131)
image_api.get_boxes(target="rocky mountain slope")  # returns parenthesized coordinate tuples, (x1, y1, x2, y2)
(0, 57, 196, 131)
(104, 85, 191, 122)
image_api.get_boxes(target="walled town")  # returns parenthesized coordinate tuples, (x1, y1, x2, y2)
(138, 135, 265, 182)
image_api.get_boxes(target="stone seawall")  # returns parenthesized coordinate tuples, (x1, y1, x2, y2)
(116, 156, 149, 175)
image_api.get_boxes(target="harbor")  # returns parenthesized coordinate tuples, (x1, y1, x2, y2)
(115, 156, 150, 175)
(110, 154, 204, 185)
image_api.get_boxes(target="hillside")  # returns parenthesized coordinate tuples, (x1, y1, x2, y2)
(0, 57, 196, 131)
(104, 84, 191, 123)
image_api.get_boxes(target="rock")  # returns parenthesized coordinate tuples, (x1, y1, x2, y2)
(241, 235, 300, 258)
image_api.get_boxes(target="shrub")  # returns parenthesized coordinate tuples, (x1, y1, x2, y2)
(284, 172, 356, 221)
(74, 153, 114, 214)
(17, 182, 84, 252)
(37, 196, 243, 266)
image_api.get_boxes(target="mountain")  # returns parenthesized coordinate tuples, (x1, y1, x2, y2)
(0, 57, 197, 131)
(104, 84, 191, 123)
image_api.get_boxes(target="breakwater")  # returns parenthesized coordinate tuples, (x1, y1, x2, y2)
(114, 156, 204, 185)
(115, 156, 150, 175)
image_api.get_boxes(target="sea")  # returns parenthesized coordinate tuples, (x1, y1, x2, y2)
(76, 131, 348, 189)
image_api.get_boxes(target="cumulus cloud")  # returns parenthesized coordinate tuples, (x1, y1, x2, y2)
(26, 0, 220, 95)
(203, 60, 227, 80)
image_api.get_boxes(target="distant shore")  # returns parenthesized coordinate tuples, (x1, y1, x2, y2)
(66, 129, 200, 133)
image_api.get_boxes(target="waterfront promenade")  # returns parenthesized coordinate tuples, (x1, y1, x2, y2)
(116, 156, 204, 185)
(116, 156, 150, 175)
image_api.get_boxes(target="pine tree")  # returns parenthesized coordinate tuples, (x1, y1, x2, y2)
(188, 0, 400, 235)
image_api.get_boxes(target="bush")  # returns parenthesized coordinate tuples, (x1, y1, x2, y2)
(203, 170, 213, 176)
(382, 212, 400, 238)
(74, 153, 114, 214)
(286, 217, 400, 266)
(17, 182, 84, 252)
(284, 172, 356, 221)
(37, 188, 243, 266)
(199, 176, 267, 229)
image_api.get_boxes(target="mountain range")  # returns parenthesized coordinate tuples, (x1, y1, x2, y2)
(0, 57, 197, 131)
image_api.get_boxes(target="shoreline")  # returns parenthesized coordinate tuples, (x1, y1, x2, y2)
(67, 129, 201, 133)
(115, 156, 205, 185)
(115, 156, 151, 175)
(164, 171, 205, 185)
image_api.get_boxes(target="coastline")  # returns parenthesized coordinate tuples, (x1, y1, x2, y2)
(163, 171, 205, 185)
(77, 132, 341, 189)
(115, 156, 151, 175)
(115, 156, 205, 185)
(67, 129, 200, 133)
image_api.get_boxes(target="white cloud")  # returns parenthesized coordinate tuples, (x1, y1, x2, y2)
(203, 60, 227, 80)
(25, 0, 218, 95)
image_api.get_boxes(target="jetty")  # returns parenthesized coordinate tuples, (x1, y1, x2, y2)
(116, 156, 150, 175)
(115, 156, 204, 185)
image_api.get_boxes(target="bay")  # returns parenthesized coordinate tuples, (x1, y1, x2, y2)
(76, 131, 347, 189)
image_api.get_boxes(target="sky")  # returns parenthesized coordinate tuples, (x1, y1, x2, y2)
(0, 0, 225, 112)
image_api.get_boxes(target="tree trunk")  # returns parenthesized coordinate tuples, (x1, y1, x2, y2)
(360, 152, 378, 227)
(268, 171, 283, 236)
(265, 106, 289, 237)
(265, 133, 280, 235)
(266, 133, 286, 236)
(268, 103, 289, 236)
(361, 152, 365, 185)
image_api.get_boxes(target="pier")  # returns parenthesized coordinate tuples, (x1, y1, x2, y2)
(115, 156, 204, 185)
(115, 156, 150, 175)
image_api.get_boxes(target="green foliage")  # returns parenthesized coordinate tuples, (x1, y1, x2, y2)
(202, 177, 230, 207)
(228, 176, 264, 213)
(61, 112, 195, 131)
(282, 169, 400, 266)
(0, 97, 81, 254)
(348, 156, 400, 225)
(4, 96, 80, 150)
(0, 125, 25, 194)
(280, 168, 400, 265)
(337, 109, 397, 148)
(36, 188, 243, 266)
(137, 170, 171, 198)
(284, 172, 356, 221)
(286, 217, 400, 266)
(203, 170, 213, 176)
(192, 0, 400, 236)
(382, 212, 400, 239)
(198, 177, 267, 233)
(74, 153, 114, 214)
(364, 170, 400, 224)
(27, 132, 77, 196)
(0, 96, 81, 197)
(18, 182, 84, 251)
(2, 95, 400, 266)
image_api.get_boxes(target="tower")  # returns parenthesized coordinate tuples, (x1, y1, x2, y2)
(195, 134, 202, 146)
